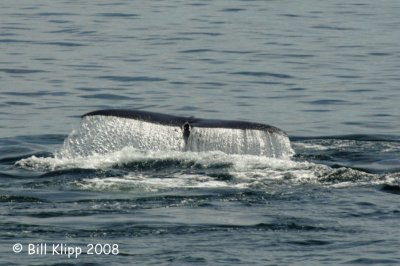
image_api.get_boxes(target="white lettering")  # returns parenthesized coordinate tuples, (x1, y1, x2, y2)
(28, 244, 35, 255)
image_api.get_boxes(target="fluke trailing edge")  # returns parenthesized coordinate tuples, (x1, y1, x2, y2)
(60, 109, 294, 158)
(83, 109, 286, 142)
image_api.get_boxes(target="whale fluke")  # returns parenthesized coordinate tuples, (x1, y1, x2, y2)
(82, 109, 284, 135)
(59, 109, 293, 158)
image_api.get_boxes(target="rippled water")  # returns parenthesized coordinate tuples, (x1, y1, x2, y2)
(1, 1, 400, 265)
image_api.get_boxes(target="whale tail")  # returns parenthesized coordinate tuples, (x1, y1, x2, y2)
(59, 109, 293, 158)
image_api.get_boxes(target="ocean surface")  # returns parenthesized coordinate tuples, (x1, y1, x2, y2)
(1, 1, 400, 265)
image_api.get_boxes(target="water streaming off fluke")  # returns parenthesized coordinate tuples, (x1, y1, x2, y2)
(187, 127, 292, 158)
(58, 110, 294, 159)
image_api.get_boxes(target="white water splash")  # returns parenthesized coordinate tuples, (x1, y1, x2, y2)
(16, 146, 393, 192)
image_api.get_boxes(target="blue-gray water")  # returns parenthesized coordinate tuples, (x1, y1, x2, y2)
(1, 1, 400, 265)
